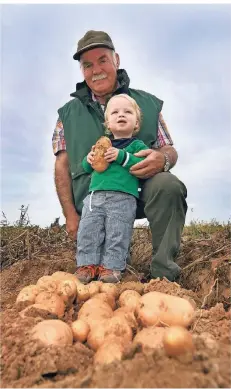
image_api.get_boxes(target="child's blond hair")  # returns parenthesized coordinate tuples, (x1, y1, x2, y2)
(104, 94, 142, 135)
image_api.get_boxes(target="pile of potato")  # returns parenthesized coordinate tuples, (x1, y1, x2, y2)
(16, 272, 195, 365)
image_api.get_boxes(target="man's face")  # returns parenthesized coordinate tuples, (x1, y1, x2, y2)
(80, 47, 120, 96)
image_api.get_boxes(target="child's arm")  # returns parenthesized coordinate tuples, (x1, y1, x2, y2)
(82, 146, 95, 173)
(115, 141, 149, 170)
(82, 156, 94, 173)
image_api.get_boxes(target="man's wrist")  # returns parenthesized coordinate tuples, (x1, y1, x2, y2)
(159, 151, 171, 172)
(64, 207, 79, 220)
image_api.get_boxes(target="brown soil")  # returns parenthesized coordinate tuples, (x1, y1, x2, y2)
(1, 226, 230, 388)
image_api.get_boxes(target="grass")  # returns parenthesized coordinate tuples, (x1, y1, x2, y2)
(183, 219, 230, 238)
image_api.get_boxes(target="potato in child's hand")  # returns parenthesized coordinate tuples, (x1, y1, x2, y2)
(92, 136, 112, 172)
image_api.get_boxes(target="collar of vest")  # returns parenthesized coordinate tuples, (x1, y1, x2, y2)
(70, 69, 130, 103)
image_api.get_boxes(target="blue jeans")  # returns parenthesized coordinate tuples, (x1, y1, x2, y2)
(76, 191, 137, 271)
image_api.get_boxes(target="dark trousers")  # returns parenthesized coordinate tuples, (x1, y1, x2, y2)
(136, 172, 188, 281)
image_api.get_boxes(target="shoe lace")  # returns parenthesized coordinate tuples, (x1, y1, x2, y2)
(98, 266, 113, 276)
(76, 265, 97, 277)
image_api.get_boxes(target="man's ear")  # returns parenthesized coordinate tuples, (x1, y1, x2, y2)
(115, 53, 120, 69)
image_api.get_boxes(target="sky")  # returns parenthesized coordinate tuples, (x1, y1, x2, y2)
(1, 3, 231, 227)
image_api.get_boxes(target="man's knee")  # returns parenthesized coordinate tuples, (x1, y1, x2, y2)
(142, 172, 187, 201)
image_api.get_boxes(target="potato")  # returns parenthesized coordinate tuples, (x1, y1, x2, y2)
(113, 307, 138, 331)
(51, 271, 81, 284)
(133, 326, 166, 349)
(83, 316, 107, 331)
(16, 285, 39, 304)
(87, 321, 108, 350)
(57, 279, 77, 304)
(35, 292, 65, 318)
(163, 326, 194, 356)
(76, 284, 90, 302)
(71, 320, 90, 342)
(100, 283, 119, 298)
(87, 316, 132, 351)
(119, 290, 141, 312)
(94, 337, 124, 365)
(104, 316, 133, 343)
(119, 282, 144, 296)
(92, 136, 112, 172)
(78, 298, 113, 320)
(31, 319, 73, 346)
(78, 299, 113, 330)
(37, 276, 59, 293)
(88, 282, 100, 298)
(92, 292, 116, 310)
(136, 291, 195, 328)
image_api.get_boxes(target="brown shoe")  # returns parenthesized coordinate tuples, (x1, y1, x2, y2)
(98, 266, 122, 283)
(75, 265, 98, 284)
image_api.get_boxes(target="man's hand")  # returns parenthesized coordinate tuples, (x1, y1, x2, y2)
(66, 212, 80, 240)
(130, 149, 165, 179)
(104, 147, 119, 162)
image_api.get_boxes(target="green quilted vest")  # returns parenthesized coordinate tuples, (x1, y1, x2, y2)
(58, 69, 163, 214)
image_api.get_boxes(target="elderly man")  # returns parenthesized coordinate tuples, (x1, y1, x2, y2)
(52, 30, 187, 283)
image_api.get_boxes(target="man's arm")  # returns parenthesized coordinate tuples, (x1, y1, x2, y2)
(130, 113, 178, 179)
(130, 145, 178, 179)
(54, 150, 80, 239)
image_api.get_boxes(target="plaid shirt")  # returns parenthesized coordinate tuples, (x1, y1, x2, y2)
(52, 112, 173, 156)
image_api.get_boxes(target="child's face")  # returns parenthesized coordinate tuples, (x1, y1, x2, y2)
(106, 96, 138, 138)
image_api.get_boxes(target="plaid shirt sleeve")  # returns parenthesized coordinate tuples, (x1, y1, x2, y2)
(152, 112, 174, 149)
(52, 118, 66, 155)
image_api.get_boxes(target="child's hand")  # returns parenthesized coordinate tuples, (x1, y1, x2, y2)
(87, 145, 95, 165)
(104, 147, 119, 162)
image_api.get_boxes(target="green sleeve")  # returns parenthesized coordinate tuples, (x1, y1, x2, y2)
(116, 140, 149, 170)
(82, 156, 94, 173)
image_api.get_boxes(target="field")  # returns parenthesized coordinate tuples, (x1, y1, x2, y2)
(1, 221, 230, 388)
